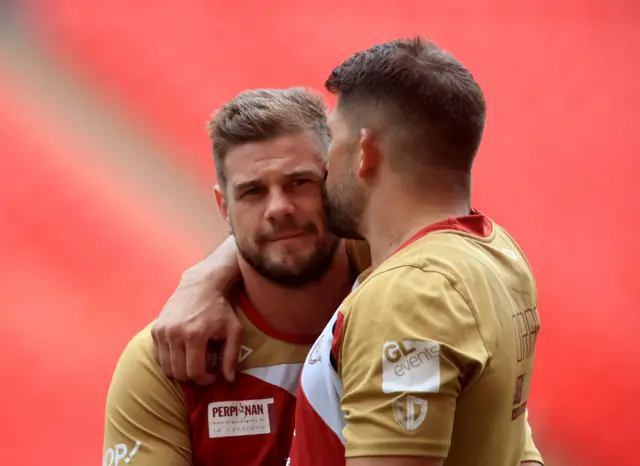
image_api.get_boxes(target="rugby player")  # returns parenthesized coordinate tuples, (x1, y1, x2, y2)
(103, 88, 358, 466)
(152, 38, 544, 466)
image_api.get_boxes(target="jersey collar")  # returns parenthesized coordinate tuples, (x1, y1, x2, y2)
(392, 208, 493, 256)
(237, 290, 319, 345)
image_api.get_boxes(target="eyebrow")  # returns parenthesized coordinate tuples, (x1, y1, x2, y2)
(232, 168, 322, 193)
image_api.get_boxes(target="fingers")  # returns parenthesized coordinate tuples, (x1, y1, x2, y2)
(151, 324, 174, 379)
(186, 336, 216, 386)
(221, 318, 244, 383)
(169, 340, 188, 381)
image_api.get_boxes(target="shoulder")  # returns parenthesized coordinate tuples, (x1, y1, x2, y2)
(371, 225, 535, 297)
(343, 264, 473, 337)
(112, 322, 161, 379)
(104, 324, 192, 465)
(107, 322, 185, 410)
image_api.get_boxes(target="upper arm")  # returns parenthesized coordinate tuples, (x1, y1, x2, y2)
(103, 327, 192, 466)
(339, 267, 488, 460)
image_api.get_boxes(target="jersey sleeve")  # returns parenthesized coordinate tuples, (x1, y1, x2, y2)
(344, 240, 371, 274)
(521, 410, 544, 464)
(103, 325, 192, 466)
(338, 267, 489, 459)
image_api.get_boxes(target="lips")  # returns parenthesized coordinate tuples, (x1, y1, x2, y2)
(269, 232, 306, 242)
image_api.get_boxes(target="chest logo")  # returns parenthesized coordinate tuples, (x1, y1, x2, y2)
(238, 345, 252, 363)
(208, 398, 274, 438)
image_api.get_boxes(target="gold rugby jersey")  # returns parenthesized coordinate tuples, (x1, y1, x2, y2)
(290, 210, 543, 466)
(103, 291, 313, 466)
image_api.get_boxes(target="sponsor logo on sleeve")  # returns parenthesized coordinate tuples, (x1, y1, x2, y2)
(103, 440, 141, 466)
(381, 340, 441, 394)
(392, 395, 428, 431)
(308, 337, 323, 365)
(208, 398, 274, 438)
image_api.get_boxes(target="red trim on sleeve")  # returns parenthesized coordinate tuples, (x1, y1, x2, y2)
(330, 311, 345, 364)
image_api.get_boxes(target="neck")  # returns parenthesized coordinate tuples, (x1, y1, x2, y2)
(363, 173, 471, 269)
(239, 243, 353, 338)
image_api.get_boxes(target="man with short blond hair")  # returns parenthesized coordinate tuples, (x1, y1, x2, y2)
(104, 87, 355, 466)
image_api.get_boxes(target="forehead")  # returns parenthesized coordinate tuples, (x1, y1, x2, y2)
(224, 131, 325, 183)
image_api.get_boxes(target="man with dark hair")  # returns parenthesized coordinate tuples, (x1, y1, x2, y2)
(152, 38, 543, 466)
(289, 36, 541, 466)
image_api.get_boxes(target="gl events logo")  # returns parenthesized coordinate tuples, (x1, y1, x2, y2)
(381, 340, 441, 394)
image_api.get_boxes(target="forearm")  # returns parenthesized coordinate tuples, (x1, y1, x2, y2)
(180, 236, 240, 292)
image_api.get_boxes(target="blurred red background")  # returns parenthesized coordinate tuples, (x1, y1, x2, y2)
(1, 1, 638, 465)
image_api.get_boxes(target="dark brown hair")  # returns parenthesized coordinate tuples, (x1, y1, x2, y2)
(208, 88, 330, 189)
(325, 37, 486, 173)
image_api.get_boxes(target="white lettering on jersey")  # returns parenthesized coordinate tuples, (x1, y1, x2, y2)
(392, 395, 427, 431)
(208, 398, 274, 438)
(103, 440, 141, 466)
(381, 340, 441, 393)
(300, 310, 346, 440)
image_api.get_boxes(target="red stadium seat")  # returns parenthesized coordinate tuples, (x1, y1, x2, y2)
(0, 66, 205, 463)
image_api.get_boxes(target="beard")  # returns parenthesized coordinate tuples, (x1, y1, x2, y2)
(234, 219, 340, 288)
(323, 170, 366, 240)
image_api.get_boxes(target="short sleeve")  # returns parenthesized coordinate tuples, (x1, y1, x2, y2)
(344, 240, 371, 274)
(103, 325, 192, 466)
(521, 410, 544, 464)
(339, 267, 489, 459)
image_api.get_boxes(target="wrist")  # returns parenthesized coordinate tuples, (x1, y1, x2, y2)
(180, 237, 240, 292)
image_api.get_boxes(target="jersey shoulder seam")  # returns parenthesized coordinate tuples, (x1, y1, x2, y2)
(354, 264, 491, 364)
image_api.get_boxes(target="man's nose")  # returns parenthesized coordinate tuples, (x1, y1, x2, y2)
(265, 188, 295, 220)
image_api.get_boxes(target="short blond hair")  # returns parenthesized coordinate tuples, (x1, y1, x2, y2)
(208, 88, 330, 189)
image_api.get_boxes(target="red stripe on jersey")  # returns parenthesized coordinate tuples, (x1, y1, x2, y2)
(289, 382, 345, 466)
(330, 311, 345, 366)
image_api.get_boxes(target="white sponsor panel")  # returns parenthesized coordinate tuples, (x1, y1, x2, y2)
(381, 340, 441, 394)
(103, 440, 141, 466)
(392, 395, 428, 431)
(242, 363, 302, 396)
(208, 398, 274, 438)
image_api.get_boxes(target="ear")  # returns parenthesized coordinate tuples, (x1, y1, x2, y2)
(357, 128, 380, 179)
(213, 185, 233, 234)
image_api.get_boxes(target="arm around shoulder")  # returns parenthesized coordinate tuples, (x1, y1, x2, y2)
(104, 326, 192, 466)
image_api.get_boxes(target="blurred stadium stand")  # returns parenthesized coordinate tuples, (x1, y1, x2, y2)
(0, 1, 638, 465)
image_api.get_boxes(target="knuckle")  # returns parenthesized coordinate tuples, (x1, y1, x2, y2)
(228, 321, 244, 334)
(184, 325, 207, 342)
(150, 322, 164, 339)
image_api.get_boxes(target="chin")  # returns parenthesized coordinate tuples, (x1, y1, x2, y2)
(268, 251, 312, 270)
